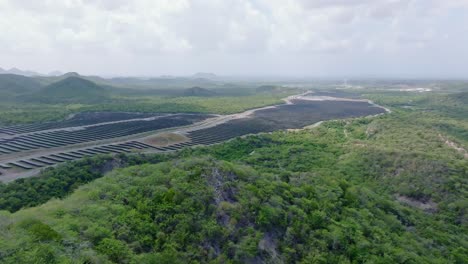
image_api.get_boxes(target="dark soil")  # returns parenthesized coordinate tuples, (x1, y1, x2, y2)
(188, 100, 385, 143)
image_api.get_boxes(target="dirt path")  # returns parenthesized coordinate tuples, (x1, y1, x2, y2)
(439, 134, 468, 159)
(284, 91, 392, 113)
(0, 91, 391, 182)
(2, 91, 391, 165)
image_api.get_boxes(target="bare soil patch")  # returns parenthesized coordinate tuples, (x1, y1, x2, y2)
(396, 195, 437, 213)
(439, 134, 468, 159)
(142, 133, 189, 146)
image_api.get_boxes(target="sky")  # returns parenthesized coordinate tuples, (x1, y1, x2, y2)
(0, 0, 467, 78)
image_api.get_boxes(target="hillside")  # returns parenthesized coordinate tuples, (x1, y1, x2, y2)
(0, 87, 466, 263)
(451, 91, 468, 104)
(0, 99, 467, 262)
(35, 76, 109, 103)
(0, 74, 42, 96)
(192, 72, 218, 79)
(0, 67, 42, 76)
(30, 71, 221, 89)
(256, 85, 283, 93)
(183, 86, 216, 96)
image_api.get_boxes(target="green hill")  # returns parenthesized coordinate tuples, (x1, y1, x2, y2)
(36, 76, 109, 103)
(183, 86, 216, 96)
(0, 89, 466, 263)
(451, 91, 468, 104)
(256, 85, 283, 93)
(0, 108, 467, 263)
(0, 74, 42, 96)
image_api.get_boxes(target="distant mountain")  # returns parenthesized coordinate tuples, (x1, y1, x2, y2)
(0, 67, 43, 76)
(0, 74, 42, 94)
(62, 72, 81, 78)
(36, 77, 109, 103)
(32, 72, 86, 87)
(192, 72, 217, 80)
(183, 86, 216, 97)
(256, 85, 282, 93)
(48, 70, 64, 76)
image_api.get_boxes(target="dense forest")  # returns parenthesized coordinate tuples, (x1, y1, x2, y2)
(0, 90, 466, 263)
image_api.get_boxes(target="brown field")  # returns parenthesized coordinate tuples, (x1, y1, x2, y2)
(142, 133, 189, 146)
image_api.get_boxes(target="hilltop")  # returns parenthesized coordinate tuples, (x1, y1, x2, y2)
(183, 86, 216, 96)
(0, 74, 42, 99)
(192, 72, 218, 79)
(256, 85, 283, 93)
(0, 67, 42, 76)
(34, 76, 109, 103)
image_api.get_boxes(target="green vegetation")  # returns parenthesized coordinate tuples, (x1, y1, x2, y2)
(183, 86, 217, 96)
(33, 77, 110, 103)
(0, 74, 41, 95)
(0, 94, 289, 125)
(84, 94, 288, 115)
(0, 103, 73, 125)
(0, 156, 114, 212)
(0, 77, 467, 263)
(0, 154, 170, 213)
(0, 74, 295, 125)
(364, 90, 468, 144)
(14, 96, 293, 125)
(0, 88, 466, 263)
(0, 74, 41, 104)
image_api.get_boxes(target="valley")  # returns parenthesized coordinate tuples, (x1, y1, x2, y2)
(0, 92, 386, 182)
(2, 2, 468, 262)
(0, 70, 466, 264)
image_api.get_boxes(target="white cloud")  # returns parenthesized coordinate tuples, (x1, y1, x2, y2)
(0, 0, 467, 77)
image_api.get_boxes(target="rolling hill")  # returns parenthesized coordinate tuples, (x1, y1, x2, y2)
(256, 85, 283, 93)
(34, 76, 109, 103)
(451, 91, 468, 104)
(192, 72, 218, 79)
(0, 67, 42, 76)
(183, 86, 217, 96)
(0, 74, 42, 99)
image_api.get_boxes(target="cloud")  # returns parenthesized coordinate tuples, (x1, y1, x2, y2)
(0, 0, 467, 77)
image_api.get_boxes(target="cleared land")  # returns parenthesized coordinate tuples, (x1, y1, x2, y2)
(187, 100, 385, 146)
(0, 93, 386, 181)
